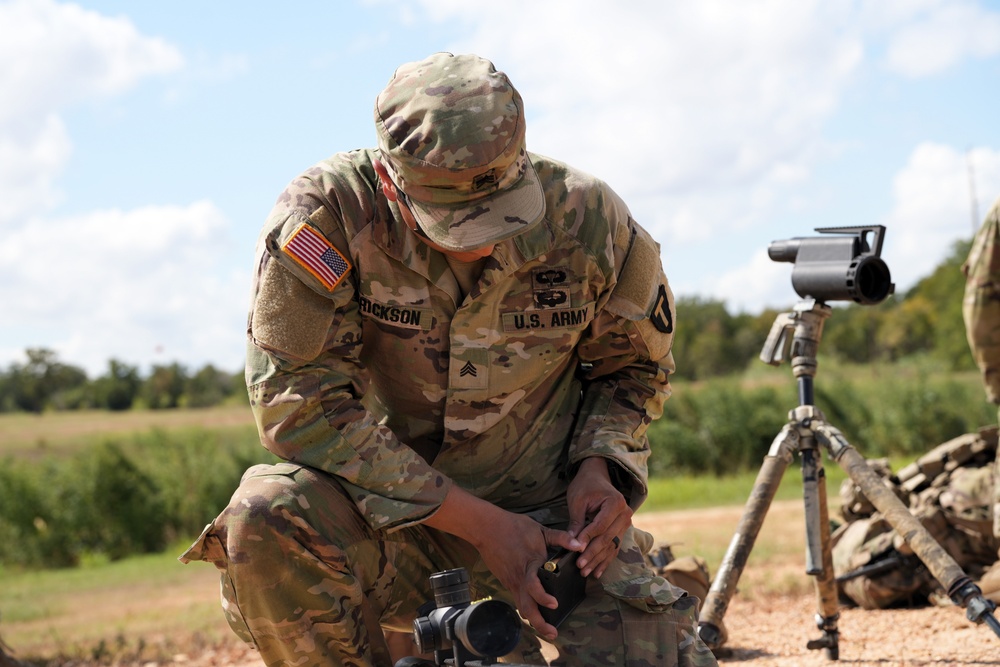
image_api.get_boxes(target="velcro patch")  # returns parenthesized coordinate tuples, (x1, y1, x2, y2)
(282, 223, 351, 291)
(614, 228, 660, 314)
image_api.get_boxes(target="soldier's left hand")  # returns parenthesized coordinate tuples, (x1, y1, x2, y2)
(566, 457, 633, 578)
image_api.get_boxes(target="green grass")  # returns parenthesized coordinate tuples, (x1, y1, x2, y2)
(0, 405, 256, 460)
(0, 401, 946, 662)
(641, 455, 860, 512)
(0, 540, 232, 663)
(0, 463, 866, 662)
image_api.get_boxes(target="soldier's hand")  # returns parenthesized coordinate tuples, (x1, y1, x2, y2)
(422, 483, 581, 641)
(566, 457, 633, 579)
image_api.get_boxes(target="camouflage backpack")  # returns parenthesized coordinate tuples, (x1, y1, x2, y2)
(831, 426, 999, 609)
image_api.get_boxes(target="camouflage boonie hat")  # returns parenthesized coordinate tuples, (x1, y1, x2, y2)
(374, 52, 545, 251)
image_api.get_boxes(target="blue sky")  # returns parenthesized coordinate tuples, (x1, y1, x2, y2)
(2, 0, 999, 376)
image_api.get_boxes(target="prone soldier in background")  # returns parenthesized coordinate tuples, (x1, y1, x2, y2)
(831, 196, 1000, 609)
(180, 52, 716, 667)
(832, 427, 999, 608)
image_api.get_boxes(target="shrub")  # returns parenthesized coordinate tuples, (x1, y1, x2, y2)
(0, 428, 273, 568)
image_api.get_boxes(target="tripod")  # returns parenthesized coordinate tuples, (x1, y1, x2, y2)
(695, 299, 1000, 659)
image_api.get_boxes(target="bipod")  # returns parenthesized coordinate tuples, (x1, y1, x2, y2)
(695, 299, 1000, 660)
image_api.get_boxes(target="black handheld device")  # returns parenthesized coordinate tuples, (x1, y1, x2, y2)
(537, 547, 587, 628)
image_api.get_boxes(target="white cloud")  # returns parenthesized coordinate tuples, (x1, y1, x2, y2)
(406, 0, 865, 250)
(0, 202, 248, 376)
(0, 1, 249, 376)
(700, 248, 793, 313)
(0, 0, 183, 224)
(4, 0, 1000, 375)
(883, 142, 1000, 291)
(372, 0, 1000, 316)
(0, 113, 71, 221)
(882, 1, 1000, 77)
(0, 0, 183, 122)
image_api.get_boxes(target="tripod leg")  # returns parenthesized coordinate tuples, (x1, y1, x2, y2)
(816, 422, 1000, 638)
(697, 424, 798, 648)
(800, 448, 840, 659)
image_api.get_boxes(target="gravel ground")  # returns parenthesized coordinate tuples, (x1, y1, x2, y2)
(112, 594, 1000, 667)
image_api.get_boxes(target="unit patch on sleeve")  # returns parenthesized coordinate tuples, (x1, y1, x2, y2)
(650, 284, 673, 333)
(282, 223, 352, 291)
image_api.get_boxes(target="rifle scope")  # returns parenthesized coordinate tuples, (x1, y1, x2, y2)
(412, 568, 521, 660)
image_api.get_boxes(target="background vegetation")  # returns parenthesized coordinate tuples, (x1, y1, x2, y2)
(0, 240, 975, 412)
(0, 237, 993, 570)
(0, 238, 996, 663)
(0, 353, 245, 414)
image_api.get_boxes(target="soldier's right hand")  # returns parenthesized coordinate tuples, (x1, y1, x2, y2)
(422, 484, 582, 641)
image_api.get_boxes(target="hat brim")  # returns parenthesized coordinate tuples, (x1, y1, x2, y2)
(406, 160, 546, 252)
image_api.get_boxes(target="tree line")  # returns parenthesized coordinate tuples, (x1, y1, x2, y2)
(0, 238, 975, 413)
(0, 350, 244, 413)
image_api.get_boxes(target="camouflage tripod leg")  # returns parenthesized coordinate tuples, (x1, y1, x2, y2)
(697, 410, 843, 658)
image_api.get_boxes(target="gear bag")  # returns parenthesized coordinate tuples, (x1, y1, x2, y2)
(831, 427, 999, 609)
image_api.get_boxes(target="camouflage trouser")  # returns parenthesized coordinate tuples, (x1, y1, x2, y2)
(181, 462, 717, 667)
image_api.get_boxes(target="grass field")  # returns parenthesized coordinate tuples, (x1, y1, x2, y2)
(0, 404, 257, 460)
(0, 407, 868, 663)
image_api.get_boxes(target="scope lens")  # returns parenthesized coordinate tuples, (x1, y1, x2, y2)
(454, 600, 521, 658)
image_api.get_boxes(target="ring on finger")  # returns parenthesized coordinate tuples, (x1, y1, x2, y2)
(612, 536, 621, 549)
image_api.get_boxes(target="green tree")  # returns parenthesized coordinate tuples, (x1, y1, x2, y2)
(142, 363, 188, 409)
(673, 297, 762, 380)
(6, 348, 88, 413)
(823, 302, 888, 363)
(186, 364, 236, 407)
(875, 294, 934, 359)
(92, 359, 141, 411)
(0, 370, 12, 412)
(909, 239, 973, 368)
(81, 443, 168, 559)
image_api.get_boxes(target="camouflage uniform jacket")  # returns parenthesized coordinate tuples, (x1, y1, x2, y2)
(245, 148, 676, 533)
(964, 196, 1000, 404)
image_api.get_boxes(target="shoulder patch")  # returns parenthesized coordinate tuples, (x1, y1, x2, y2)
(650, 284, 673, 333)
(282, 222, 352, 291)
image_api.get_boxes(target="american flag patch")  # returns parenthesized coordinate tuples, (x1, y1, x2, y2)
(282, 223, 351, 290)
